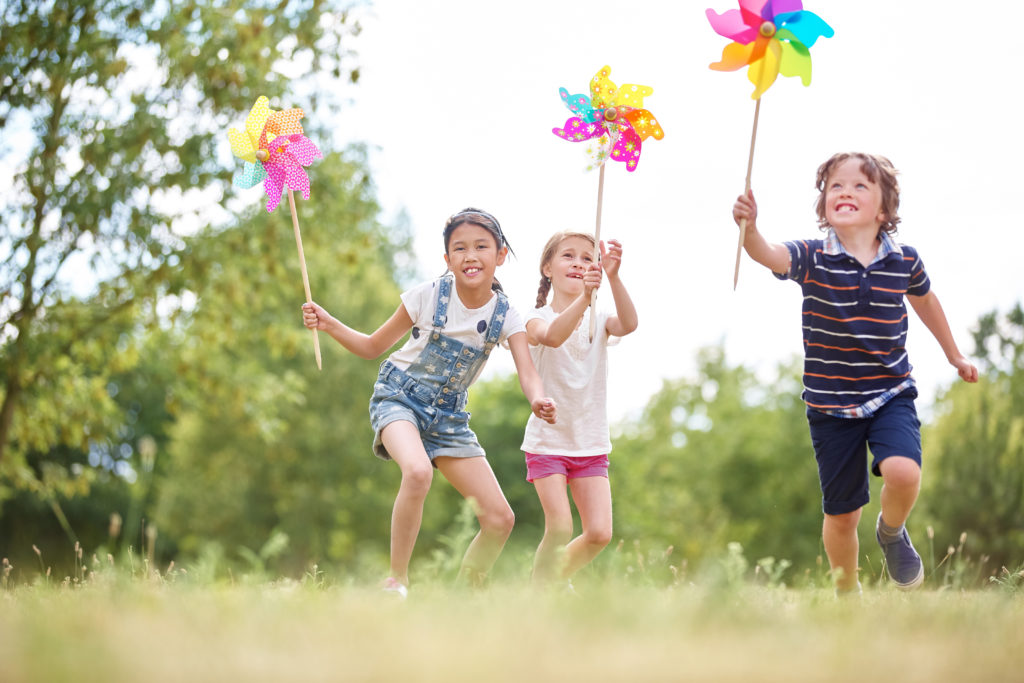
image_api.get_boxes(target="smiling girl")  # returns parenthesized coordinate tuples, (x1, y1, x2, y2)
(302, 208, 556, 596)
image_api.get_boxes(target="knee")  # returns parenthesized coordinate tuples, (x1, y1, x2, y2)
(881, 456, 921, 490)
(401, 465, 433, 495)
(480, 504, 515, 537)
(544, 519, 573, 546)
(825, 510, 861, 534)
(582, 524, 613, 549)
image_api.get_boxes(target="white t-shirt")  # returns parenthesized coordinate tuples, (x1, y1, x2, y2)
(388, 278, 525, 385)
(520, 305, 619, 457)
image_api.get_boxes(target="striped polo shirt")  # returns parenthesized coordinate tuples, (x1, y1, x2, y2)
(775, 229, 930, 418)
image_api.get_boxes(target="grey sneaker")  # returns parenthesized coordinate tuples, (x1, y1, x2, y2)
(876, 513, 924, 590)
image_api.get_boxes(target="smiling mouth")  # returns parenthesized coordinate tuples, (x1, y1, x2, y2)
(835, 203, 858, 212)
(464, 267, 481, 276)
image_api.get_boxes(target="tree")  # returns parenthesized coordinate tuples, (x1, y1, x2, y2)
(0, 0, 361, 498)
(920, 303, 1024, 572)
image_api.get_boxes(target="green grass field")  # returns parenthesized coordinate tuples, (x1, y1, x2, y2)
(3, 564, 1023, 683)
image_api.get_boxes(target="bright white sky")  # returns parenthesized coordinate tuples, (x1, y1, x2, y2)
(327, 0, 1023, 421)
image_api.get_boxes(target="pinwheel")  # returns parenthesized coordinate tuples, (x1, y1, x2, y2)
(229, 95, 324, 369)
(552, 65, 664, 340)
(706, 0, 833, 288)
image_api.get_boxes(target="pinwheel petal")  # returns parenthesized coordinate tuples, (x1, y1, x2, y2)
(748, 38, 782, 99)
(229, 126, 258, 164)
(590, 66, 618, 110)
(613, 83, 655, 110)
(560, 88, 598, 121)
(232, 161, 266, 189)
(263, 163, 287, 212)
(739, 0, 769, 24)
(285, 136, 323, 167)
(553, 117, 608, 143)
(610, 124, 643, 172)
(774, 10, 833, 48)
(583, 131, 616, 172)
(778, 37, 812, 85)
(705, 7, 759, 43)
(623, 108, 665, 141)
(710, 40, 758, 72)
(244, 96, 271, 148)
(768, 0, 805, 16)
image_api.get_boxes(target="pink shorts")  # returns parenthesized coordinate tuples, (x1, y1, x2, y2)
(525, 453, 609, 483)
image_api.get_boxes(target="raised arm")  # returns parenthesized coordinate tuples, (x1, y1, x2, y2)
(600, 239, 638, 338)
(302, 301, 413, 360)
(733, 190, 790, 275)
(526, 267, 601, 348)
(508, 331, 557, 424)
(907, 290, 979, 383)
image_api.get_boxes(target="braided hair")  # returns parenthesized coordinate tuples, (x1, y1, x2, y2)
(535, 231, 597, 308)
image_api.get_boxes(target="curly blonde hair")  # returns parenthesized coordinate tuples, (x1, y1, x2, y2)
(534, 231, 596, 308)
(815, 152, 901, 235)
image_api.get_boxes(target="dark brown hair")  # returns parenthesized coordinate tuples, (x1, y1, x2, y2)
(535, 231, 596, 308)
(815, 152, 901, 235)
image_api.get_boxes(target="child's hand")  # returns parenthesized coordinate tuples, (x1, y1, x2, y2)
(302, 302, 332, 331)
(532, 398, 557, 424)
(733, 190, 757, 228)
(601, 239, 624, 279)
(952, 356, 979, 383)
(583, 263, 603, 293)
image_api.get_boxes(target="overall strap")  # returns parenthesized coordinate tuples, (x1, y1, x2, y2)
(480, 289, 508, 354)
(431, 274, 453, 330)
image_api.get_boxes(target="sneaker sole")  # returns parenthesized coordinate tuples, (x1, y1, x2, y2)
(890, 562, 924, 591)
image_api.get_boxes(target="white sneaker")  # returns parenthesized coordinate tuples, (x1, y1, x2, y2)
(381, 577, 408, 599)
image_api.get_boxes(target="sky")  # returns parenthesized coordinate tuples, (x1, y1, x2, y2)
(320, 0, 1024, 422)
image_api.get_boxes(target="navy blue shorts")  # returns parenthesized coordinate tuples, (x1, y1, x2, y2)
(806, 392, 922, 516)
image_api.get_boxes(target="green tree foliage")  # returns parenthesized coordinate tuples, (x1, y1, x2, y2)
(610, 346, 823, 574)
(0, 0, 361, 498)
(921, 303, 1024, 572)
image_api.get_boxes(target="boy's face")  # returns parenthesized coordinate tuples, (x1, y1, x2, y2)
(824, 158, 886, 234)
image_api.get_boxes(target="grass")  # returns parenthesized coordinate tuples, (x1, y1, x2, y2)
(1, 540, 1023, 683)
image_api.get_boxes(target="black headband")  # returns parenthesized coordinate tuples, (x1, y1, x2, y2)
(445, 209, 514, 257)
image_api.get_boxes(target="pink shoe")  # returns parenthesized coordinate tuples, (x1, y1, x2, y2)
(381, 577, 408, 599)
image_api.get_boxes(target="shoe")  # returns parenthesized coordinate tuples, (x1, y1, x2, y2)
(876, 513, 924, 590)
(381, 577, 408, 599)
(835, 581, 862, 598)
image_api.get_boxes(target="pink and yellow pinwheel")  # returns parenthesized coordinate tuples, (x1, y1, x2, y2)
(227, 95, 324, 369)
(707, 0, 833, 100)
(553, 66, 664, 172)
(228, 95, 323, 212)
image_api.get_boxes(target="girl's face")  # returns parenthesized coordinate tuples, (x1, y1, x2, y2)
(444, 222, 507, 295)
(542, 236, 595, 298)
(824, 158, 886, 234)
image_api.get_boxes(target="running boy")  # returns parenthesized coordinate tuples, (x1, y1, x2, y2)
(732, 152, 978, 593)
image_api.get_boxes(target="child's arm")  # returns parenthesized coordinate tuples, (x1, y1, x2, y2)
(733, 190, 790, 275)
(525, 267, 602, 348)
(508, 331, 557, 424)
(600, 239, 638, 338)
(302, 301, 413, 360)
(907, 291, 979, 383)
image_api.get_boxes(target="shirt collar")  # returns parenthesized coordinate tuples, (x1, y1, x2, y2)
(823, 228, 902, 264)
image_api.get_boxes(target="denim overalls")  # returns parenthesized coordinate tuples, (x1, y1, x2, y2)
(369, 275, 509, 461)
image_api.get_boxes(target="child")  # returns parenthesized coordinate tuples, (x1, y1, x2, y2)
(520, 232, 638, 585)
(732, 152, 978, 594)
(302, 208, 557, 597)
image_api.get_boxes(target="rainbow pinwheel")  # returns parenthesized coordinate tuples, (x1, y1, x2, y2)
(706, 1, 832, 289)
(229, 95, 323, 212)
(227, 95, 324, 368)
(553, 66, 664, 172)
(707, 0, 833, 100)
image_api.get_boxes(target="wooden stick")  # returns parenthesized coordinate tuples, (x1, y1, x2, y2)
(733, 96, 762, 291)
(589, 162, 606, 342)
(288, 189, 322, 370)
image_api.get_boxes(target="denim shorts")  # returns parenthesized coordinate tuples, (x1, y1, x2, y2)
(368, 366, 485, 463)
(807, 391, 922, 516)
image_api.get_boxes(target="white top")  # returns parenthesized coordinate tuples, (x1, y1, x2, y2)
(520, 305, 619, 457)
(388, 278, 525, 385)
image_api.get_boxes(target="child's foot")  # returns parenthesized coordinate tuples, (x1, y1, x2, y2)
(834, 581, 862, 598)
(875, 513, 924, 590)
(381, 577, 408, 599)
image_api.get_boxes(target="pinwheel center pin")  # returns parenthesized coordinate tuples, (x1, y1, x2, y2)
(759, 21, 775, 38)
(603, 108, 618, 122)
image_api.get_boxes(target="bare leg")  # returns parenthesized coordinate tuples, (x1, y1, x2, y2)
(878, 456, 921, 528)
(822, 508, 862, 591)
(531, 474, 573, 583)
(435, 455, 515, 586)
(562, 476, 613, 578)
(380, 421, 434, 587)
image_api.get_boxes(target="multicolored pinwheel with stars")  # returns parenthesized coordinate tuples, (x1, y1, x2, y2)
(552, 65, 664, 341)
(706, 0, 833, 288)
(228, 95, 324, 368)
